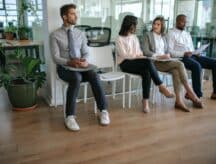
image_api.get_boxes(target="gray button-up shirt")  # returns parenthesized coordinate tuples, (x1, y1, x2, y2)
(50, 25, 89, 65)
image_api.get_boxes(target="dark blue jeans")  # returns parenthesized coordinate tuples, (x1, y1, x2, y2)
(182, 55, 216, 97)
(57, 65, 108, 116)
(120, 59, 162, 99)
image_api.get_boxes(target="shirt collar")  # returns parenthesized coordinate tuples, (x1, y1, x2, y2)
(174, 27, 185, 33)
(62, 24, 75, 32)
(153, 31, 161, 37)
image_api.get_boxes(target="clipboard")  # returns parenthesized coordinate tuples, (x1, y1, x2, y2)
(63, 64, 97, 72)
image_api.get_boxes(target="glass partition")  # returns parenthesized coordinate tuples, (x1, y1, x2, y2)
(71, 0, 215, 42)
(72, 0, 177, 40)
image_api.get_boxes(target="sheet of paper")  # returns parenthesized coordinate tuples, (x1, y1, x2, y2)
(146, 56, 181, 61)
(134, 56, 181, 61)
(192, 44, 209, 55)
(154, 58, 181, 62)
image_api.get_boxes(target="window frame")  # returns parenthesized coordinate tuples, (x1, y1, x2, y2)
(0, 0, 5, 10)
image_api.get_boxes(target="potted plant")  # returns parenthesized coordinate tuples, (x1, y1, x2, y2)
(17, 0, 38, 40)
(0, 47, 46, 111)
(18, 26, 31, 40)
(4, 25, 17, 40)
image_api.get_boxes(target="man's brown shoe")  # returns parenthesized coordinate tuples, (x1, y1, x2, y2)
(185, 93, 190, 100)
(185, 93, 203, 109)
(211, 93, 216, 99)
(192, 99, 203, 109)
(175, 103, 191, 112)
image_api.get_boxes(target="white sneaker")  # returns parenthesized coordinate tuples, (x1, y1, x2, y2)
(64, 116, 80, 131)
(143, 108, 150, 113)
(99, 110, 110, 125)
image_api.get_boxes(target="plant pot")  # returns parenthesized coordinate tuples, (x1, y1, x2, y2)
(18, 27, 30, 40)
(7, 79, 37, 111)
(18, 32, 29, 40)
(4, 32, 14, 40)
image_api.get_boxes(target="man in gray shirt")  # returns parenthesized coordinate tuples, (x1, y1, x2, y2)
(50, 4, 110, 131)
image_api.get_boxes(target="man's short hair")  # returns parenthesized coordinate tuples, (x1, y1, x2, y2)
(60, 4, 76, 18)
(176, 14, 186, 22)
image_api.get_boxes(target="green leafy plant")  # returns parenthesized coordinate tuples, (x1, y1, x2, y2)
(0, 48, 46, 90)
(0, 71, 12, 89)
(18, 0, 39, 26)
(18, 26, 31, 40)
(17, 0, 39, 40)
(4, 26, 17, 33)
(0, 45, 14, 89)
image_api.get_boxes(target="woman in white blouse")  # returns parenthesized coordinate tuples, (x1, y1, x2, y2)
(143, 16, 202, 111)
(116, 15, 174, 113)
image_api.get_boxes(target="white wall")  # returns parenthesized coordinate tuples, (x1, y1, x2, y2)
(0, 88, 11, 110)
(42, 0, 73, 106)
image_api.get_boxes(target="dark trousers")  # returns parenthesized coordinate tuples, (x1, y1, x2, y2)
(120, 59, 162, 99)
(182, 55, 216, 97)
(57, 65, 108, 116)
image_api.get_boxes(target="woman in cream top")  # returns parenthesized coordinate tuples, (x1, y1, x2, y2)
(116, 33, 143, 64)
(143, 16, 202, 111)
(116, 15, 174, 113)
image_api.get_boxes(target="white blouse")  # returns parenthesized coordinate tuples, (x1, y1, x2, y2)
(115, 34, 143, 64)
(153, 32, 165, 57)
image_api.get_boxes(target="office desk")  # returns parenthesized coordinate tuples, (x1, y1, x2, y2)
(0, 40, 43, 59)
(192, 35, 216, 57)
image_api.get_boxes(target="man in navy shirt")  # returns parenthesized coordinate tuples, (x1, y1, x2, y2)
(168, 14, 216, 100)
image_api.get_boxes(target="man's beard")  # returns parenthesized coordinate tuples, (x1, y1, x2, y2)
(68, 20, 76, 25)
(177, 26, 185, 31)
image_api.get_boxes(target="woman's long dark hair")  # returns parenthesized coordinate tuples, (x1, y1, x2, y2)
(119, 15, 138, 36)
(151, 16, 166, 35)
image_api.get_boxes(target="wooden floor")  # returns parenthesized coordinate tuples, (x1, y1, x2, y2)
(0, 81, 216, 164)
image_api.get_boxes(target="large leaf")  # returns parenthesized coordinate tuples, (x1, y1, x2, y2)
(26, 59, 40, 75)
(14, 48, 23, 59)
(0, 72, 12, 89)
(34, 72, 46, 89)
